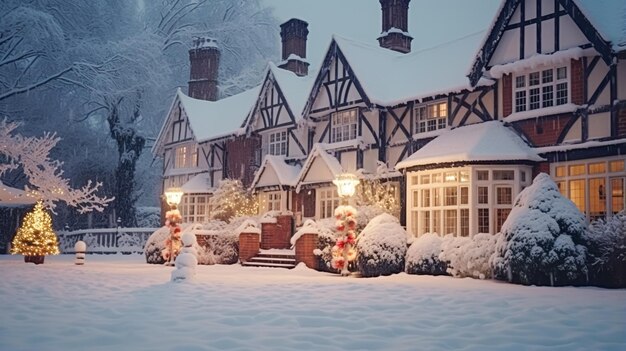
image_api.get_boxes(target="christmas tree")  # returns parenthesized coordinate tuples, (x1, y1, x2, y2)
(11, 201, 60, 263)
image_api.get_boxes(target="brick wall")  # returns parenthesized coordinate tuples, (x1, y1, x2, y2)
(292, 189, 316, 218)
(533, 162, 551, 179)
(512, 114, 574, 147)
(502, 74, 512, 117)
(238, 232, 260, 262)
(225, 135, 261, 188)
(260, 215, 293, 249)
(295, 233, 318, 270)
(570, 58, 584, 105)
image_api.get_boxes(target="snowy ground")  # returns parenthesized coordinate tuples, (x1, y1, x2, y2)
(0, 255, 624, 351)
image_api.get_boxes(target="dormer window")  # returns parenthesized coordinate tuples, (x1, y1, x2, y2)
(514, 66, 568, 113)
(331, 109, 358, 143)
(415, 102, 447, 134)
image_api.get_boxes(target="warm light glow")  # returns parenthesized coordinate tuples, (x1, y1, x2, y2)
(164, 187, 184, 206)
(11, 201, 60, 257)
(333, 173, 359, 198)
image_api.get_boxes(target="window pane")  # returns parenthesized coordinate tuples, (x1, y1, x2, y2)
(433, 210, 441, 235)
(420, 175, 430, 184)
(569, 164, 586, 176)
(444, 172, 457, 182)
(445, 187, 457, 206)
(460, 171, 470, 182)
(493, 170, 515, 180)
(477, 170, 489, 181)
(432, 173, 442, 183)
(555, 166, 566, 177)
(515, 76, 525, 88)
(589, 178, 606, 220)
(557, 67, 567, 80)
(460, 187, 469, 205)
(529, 87, 540, 110)
(478, 209, 490, 233)
(497, 187, 513, 205)
(542, 69, 553, 83)
(515, 91, 527, 112)
(529, 72, 540, 86)
(445, 210, 457, 235)
(569, 179, 586, 212)
(421, 211, 431, 234)
(610, 160, 625, 172)
(421, 189, 430, 207)
(556, 82, 568, 105)
(460, 209, 470, 237)
(589, 162, 606, 174)
(495, 208, 511, 233)
(611, 178, 625, 214)
(542, 85, 554, 107)
(478, 187, 489, 204)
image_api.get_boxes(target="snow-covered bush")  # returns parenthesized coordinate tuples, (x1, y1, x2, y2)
(356, 213, 408, 277)
(135, 207, 161, 227)
(405, 233, 448, 275)
(117, 232, 143, 254)
(440, 234, 496, 279)
(312, 218, 339, 273)
(491, 173, 588, 286)
(585, 211, 626, 288)
(144, 226, 170, 264)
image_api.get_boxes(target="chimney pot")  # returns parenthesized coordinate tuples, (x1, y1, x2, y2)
(188, 37, 220, 101)
(378, 0, 412, 53)
(278, 18, 309, 76)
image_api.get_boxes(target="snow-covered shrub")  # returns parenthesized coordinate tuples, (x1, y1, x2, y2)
(117, 232, 142, 254)
(585, 211, 626, 288)
(356, 213, 407, 277)
(440, 234, 496, 279)
(135, 207, 161, 227)
(313, 218, 339, 273)
(144, 226, 170, 264)
(405, 233, 448, 275)
(491, 173, 588, 286)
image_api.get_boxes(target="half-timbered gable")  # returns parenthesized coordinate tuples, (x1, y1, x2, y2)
(249, 155, 301, 214)
(244, 63, 312, 161)
(467, 0, 626, 221)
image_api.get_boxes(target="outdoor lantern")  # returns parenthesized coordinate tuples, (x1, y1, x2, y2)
(164, 187, 184, 208)
(333, 173, 360, 198)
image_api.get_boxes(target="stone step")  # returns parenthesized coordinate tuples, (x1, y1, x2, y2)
(254, 253, 296, 260)
(241, 261, 295, 269)
(248, 256, 296, 263)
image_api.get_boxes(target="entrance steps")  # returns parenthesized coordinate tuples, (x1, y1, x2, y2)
(241, 249, 296, 269)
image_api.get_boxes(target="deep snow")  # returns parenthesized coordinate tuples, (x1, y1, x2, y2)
(0, 254, 624, 351)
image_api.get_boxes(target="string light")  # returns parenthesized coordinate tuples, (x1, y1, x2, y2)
(10, 201, 60, 257)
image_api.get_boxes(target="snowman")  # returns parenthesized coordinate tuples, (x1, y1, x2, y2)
(170, 231, 198, 282)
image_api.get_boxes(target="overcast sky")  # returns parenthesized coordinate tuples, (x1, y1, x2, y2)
(261, 0, 502, 70)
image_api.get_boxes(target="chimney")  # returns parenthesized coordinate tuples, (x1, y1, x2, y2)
(278, 18, 309, 76)
(188, 37, 220, 101)
(378, 0, 413, 53)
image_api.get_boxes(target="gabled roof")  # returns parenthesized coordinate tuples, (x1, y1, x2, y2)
(294, 144, 344, 192)
(304, 33, 495, 112)
(0, 182, 36, 207)
(250, 155, 302, 189)
(152, 86, 260, 155)
(468, 0, 624, 86)
(396, 121, 544, 170)
(243, 63, 313, 131)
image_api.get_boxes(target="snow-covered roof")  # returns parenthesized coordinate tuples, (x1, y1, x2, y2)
(250, 155, 302, 189)
(0, 182, 36, 207)
(178, 87, 260, 142)
(575, 0, 626, 51)
(295, 144, 344, 192)
(180, 173, 213, 194)
(396, 121, 544, 169)
(330, 33, 494, 107)
(268, 63, 313, 119)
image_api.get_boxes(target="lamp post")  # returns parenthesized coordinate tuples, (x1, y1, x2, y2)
(332, 173, 360, 276)
(164, 187, 184, 266)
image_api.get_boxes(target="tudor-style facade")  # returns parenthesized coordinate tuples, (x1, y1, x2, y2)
(466, 0, 626, 222)
(153, 0, 625, 236)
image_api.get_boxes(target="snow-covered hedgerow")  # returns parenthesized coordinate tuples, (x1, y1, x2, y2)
(585, 211, 626, 288)
(312, 218, 339, 273)
(440, 234, 496, 279)
(490, 173, 588, 286)
(405, 233, 448, 276)
(356, 213, 407, 277)
(144, 226, 170, 264)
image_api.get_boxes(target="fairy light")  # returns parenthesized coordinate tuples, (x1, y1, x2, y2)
(11, 201, 60, 257)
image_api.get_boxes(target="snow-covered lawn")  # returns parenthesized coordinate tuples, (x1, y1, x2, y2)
(1, 255, 624, 351)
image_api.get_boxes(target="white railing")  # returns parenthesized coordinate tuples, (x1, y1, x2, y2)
(57, 227, 158, 254)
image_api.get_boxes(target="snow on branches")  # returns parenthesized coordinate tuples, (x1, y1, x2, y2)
(0, 118, 113, 213)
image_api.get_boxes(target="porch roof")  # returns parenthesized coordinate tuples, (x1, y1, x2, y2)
(396, 121, 544, 170)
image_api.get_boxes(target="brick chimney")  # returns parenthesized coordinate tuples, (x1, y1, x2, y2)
(188, 37, 220, 101)
(378, 0, 413, 53)
(278, 18, 309, 76)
